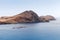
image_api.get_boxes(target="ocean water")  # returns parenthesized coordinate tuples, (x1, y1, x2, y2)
(0, 19, 60, 40)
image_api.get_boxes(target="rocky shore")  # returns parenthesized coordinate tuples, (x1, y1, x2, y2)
(0, 10, 56, 24)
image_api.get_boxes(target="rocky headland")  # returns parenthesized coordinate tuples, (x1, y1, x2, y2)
(0, 10, 56, 24)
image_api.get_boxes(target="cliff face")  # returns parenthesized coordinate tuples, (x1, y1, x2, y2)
(0, 10, 40, 24)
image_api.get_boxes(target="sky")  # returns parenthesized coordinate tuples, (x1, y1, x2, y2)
(0, 0, 60, 17)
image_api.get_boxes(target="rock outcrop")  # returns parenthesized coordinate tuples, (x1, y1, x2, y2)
(0, 10, 40, 24)
(39, 15, 56, 22)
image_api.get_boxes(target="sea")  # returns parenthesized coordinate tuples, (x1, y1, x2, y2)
(0, 18, 60, 40)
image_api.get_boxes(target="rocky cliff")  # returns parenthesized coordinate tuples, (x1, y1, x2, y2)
(0, 10, 56, 24)
(0, 10, 40, 24)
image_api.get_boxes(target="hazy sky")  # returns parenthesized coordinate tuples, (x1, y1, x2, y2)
(0, 0, 60, 17)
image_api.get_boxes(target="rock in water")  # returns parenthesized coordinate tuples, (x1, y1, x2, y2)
(39, 15, 56, 22)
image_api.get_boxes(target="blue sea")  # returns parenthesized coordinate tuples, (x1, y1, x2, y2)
(0, 18, 60, 40)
